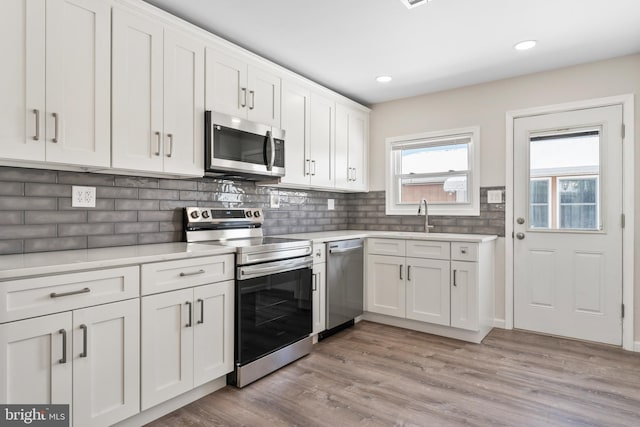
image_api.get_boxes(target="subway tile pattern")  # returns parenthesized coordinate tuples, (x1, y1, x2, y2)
(0, 166, 504, 255)
(346, 188, 506, 236)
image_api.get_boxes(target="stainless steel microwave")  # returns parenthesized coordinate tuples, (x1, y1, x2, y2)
(205, 111, 285, 180)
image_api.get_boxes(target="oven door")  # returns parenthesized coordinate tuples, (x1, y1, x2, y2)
(205, 111, 284, 177)
(236, 257, 313, 366)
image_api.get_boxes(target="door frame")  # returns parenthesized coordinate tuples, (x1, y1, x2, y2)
(505, 94, 635, 351)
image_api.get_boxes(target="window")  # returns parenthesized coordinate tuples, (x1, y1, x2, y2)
(557, 176, 599, 229)
(530, 178, 551, 228)
(385, 127, 480, 216)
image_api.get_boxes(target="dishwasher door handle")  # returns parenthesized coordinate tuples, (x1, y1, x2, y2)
(328, 246, 363, 254)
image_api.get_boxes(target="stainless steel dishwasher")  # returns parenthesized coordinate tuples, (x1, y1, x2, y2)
(321, 239, 364, 339)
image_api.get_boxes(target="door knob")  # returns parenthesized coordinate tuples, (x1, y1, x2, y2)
(516, 232, 525, 240)
(516, 217, 525, 224)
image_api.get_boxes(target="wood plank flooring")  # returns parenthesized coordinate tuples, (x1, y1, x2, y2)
(146, 321, 640, 426)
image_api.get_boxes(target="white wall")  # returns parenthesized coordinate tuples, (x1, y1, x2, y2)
(369, 54, 640, 339)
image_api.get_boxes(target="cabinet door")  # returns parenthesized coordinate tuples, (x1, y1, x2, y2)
(451, 261, 479, 331)
(73, 299, 140, 427)
(0, 312, 72, 405)
(346, 108, 368, 191)
(141, 288, 194, 410)
(112, 8, 164, 172)
(366, 255, 405, 317)
(0, 0, 45, 161)
(163, 29, 205, 176)
(335, 104, 368, 191)
(406, 257, 451, 326)
(309, 92, 335, 187)
(45, 0, 110, 167)
(280, 80, 311, 186)
(193, 281, 234, 386)
(312, 263, 326, 335)
(205, 48, 247, 118)
(247, 66, 281, 127)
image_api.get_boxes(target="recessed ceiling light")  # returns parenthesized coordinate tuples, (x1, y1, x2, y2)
(376, 75, 392, 83)
(514, 40, 537, 51)
(399, 0, 432, 9)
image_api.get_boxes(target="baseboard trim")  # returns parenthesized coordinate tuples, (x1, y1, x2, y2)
(113, 376, 226, 427)
(362, 312, 492, 344)
(634, 341, 640, 352)
(493, 319, 506, 329)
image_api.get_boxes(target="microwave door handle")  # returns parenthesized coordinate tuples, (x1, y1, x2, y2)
(265, 130, 274, 171)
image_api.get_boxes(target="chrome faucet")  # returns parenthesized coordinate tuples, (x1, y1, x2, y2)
(418, 199, 435, 233)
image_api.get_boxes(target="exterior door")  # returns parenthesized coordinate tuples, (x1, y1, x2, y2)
(513, 105, 623, 345)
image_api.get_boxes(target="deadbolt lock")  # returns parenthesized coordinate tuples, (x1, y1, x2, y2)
(516, 217, 525, 224)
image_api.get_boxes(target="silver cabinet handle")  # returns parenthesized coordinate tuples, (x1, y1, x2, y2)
(249, 90, 255, 110)
(311, 160, 316, 176)
(240, 87, 247, 108)
(33, 109, 40, 141)
(154, 131, 161, 156)
(407, 265, 412, 281)
(59, 329, 67, 364)
(179, 269, 205, 277)
(185, 301, 192, 328)
(305, 159, 310, 176)
(460, 247, 468, 254)
(312, 273, 317, 291)
(453, 270, 457, 287)
(52, 113, 59, 143)
(50, 287, 90, 298)
(197, 298, 204, 324)
(399, 264, 403, 280)
(166, 133, 173, 158)
(80, 324, 88, 358)
(353, 168, 357, 181)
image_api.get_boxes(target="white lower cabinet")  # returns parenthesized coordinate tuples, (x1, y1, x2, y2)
(141, 280, 234, 410)
(366, 238, 494, 339)
(0, 299, 140, 427)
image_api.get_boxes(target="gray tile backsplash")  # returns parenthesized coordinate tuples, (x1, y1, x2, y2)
(0, 166, 505, 255)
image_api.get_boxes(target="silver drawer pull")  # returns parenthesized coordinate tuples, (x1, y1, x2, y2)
(179, 269, 205, 277)
(33, 109, 40, 141)
(460, 247, 468, 254)
(50, 287, 90, 298)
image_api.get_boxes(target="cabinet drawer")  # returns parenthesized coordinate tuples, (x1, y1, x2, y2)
(367, 239, 405, 256)
(313, 243, 326, 264)
(451, 243, 478, 261)
(0, 266, 140, 323)
(406, 240, 450, 260)
(141, 254, 234, 295)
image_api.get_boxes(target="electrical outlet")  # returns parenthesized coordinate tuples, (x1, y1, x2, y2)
(327, 199, 335, 210)
(72, 186, 96, 208)
(270, 191, 280, 209)
(487, 190, 503, 204)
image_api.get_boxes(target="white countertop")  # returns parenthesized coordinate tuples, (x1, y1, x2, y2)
(0, 243, 235, 280)
(279, 230, 498, 244)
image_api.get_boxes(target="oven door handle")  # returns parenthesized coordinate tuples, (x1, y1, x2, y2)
(239, 257, 313, 280)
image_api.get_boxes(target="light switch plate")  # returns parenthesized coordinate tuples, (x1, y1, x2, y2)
(327, 199, 335, 210)
(270, 192, 280, 208)
(72, 186, 96, 208)
(487, 190, 503, 204)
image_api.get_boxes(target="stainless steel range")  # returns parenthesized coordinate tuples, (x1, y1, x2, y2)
(184, 207, 313, 388)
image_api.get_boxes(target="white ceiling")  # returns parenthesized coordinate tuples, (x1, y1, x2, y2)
(144, 0, 640, 106)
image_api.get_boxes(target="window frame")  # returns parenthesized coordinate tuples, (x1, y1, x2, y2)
(385, 126, 480, 216)
(529, 177, 552, 229)
(556, 175, 601, 231)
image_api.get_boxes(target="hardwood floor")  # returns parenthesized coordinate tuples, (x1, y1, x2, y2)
(146, 321, 640, 426)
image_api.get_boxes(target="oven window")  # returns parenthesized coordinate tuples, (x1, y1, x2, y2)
(214, 125, 267, 166)
(237, 267, 312, 365)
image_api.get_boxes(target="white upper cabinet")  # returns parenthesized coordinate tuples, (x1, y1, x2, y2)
(0, 0, 110, 167)
(206, 48, 281, 127)
(308, 92, 336, 188)
(335, 103, 369, 191)
(112, 7, 204, 176)
(280, 80, 311, 186)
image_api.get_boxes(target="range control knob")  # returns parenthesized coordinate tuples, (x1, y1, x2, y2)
(245, 211, 253, 218)
(253, 210, 261, 218)
(190, 211, 200, 219)
(201, 210, 210, 219)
